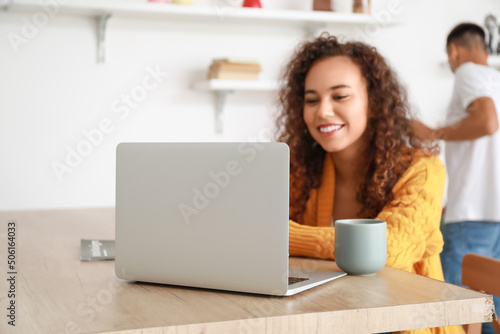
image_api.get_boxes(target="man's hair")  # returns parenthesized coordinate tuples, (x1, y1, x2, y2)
(446, 23, 486, 50)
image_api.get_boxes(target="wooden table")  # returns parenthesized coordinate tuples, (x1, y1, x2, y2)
(0, 208, 494, 334)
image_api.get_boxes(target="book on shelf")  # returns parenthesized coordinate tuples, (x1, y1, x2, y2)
(210, 62, 262, 72)
(212, 57, 260, 65)
(208, 58, 262, 80)
(208, 69, 260, 80)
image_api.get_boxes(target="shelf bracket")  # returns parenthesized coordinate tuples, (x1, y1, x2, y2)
(1, 0, 13, 11)
(214, 90, 232, 134)
(97, 13, 112, 64)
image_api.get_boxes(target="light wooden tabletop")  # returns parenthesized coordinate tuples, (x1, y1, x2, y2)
(0, 208, 493, 334)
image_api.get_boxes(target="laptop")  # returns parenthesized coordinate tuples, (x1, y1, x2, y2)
(115, 142, 346, 296)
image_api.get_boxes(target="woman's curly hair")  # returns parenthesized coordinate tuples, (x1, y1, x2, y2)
(275, 33, 437, 222)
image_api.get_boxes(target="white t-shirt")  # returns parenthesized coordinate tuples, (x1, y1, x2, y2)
(444, 62, 500, 223)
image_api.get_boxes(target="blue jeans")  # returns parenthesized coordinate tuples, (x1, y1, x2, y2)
(440, 221, 500, 334)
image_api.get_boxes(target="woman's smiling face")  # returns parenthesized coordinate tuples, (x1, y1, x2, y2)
(303, 56, 370, 157)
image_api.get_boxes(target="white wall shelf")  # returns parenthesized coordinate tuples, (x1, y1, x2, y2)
(194, 79, 278, 92)
(4, 0, 387, 63)
(5, 0, 377, 25)
(193, 79, 278, 133)
(3, 0, 397, 133)
(439, 55, 500, 69)
(489, 55, 500, 68)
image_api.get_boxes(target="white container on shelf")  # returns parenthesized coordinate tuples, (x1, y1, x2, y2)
(290, 0, 314, 11)
(331, 0, 352, 13)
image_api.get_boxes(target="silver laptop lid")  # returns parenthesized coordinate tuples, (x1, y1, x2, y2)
(115, 142, 290, 295)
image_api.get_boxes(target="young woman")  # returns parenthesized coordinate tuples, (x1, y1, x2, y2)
(275, 34, 464, 334)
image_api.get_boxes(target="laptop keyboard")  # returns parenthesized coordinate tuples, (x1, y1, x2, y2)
(288, 276, 309, 285)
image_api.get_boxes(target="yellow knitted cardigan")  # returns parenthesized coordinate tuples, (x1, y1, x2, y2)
(289, 151, 464, 334)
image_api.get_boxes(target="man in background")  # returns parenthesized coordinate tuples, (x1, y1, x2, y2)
(413, 22, 500, 334)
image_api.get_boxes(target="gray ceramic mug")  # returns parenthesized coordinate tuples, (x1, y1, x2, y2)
(334, 219, 387, 275)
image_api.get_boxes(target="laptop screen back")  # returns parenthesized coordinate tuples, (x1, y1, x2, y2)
(115, 142, 290, 295)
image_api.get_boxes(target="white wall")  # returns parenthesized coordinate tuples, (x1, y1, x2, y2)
(1, 0, 499, 210)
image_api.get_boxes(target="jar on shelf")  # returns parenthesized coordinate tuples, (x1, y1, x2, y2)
(331, 0, 353, 13)
(352, 0, 370, 13)
(171, 0, 195, 4)
(313, 0, 331, 11)
(242, 0, 262, 8)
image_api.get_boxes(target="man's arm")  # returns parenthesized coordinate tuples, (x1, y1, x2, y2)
(412, 97, 499, 141)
